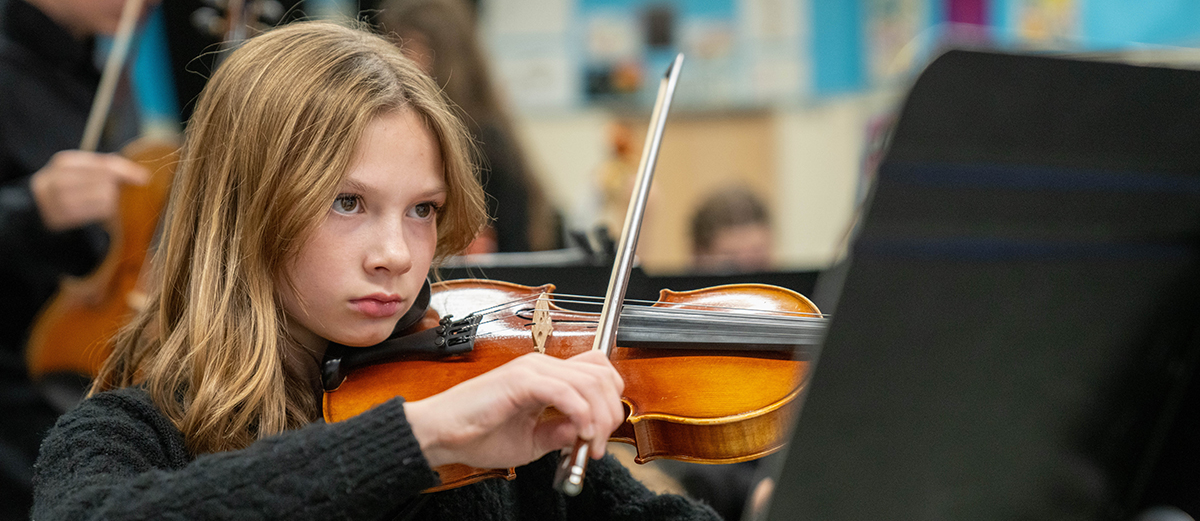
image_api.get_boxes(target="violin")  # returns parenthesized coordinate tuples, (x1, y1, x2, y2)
(25, 139, 177, 385)
(322, 278, 826, 492)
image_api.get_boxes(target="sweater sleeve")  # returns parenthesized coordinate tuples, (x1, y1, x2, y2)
(31, 388, 439, 521)
(0, 176, 106, 276)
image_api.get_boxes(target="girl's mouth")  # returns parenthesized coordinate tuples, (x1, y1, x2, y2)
(350, 295, 402, 318)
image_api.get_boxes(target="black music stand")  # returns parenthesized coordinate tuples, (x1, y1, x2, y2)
(760, 50, 1200, 521)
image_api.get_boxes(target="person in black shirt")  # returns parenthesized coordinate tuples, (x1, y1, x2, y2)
(0, 0, 153, 517)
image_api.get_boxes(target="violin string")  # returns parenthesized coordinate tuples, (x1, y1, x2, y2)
(467, 315, 822, 341)
(486, 299, 827, 327)
(461, 294, 542, 318)
(622, 305, 829, 326)
(531, 298, 830, 329)
(442, 290, 826, 320)
(443, 291, 829, 340)
(468, 306, 826, 342)
(524, 308, 828, 334)
(469, 317, 821, 343)
(547, 291, 827, 315)
(543, 293, 830, 319)
(622, 306, 828, 329)
(456, 294, 555, 328)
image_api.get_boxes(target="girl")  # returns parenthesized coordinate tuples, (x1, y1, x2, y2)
(32, 21, 719, 521)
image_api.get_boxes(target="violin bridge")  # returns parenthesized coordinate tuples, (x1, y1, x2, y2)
(531, 292, 552, 354)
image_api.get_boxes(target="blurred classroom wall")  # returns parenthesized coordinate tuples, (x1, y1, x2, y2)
(478, 0, 1200, 273)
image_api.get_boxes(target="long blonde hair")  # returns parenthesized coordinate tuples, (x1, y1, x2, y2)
(93, 21, 487, 455)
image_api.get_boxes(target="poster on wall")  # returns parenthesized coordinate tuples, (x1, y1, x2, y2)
(484, 0, 810, 111)
(582, 0, 811, 108)
(1012, 0, 1078, 46)
(481, 0, 578, 110)
(578, 0, 747, 108)
(865, 0, 929, 86)
(743, 0, 809, 103)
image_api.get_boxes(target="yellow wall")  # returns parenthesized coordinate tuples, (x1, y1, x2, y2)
(515, 91, 900, 273)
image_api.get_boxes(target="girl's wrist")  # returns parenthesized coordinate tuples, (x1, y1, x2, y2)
(403, 399, 448, 467)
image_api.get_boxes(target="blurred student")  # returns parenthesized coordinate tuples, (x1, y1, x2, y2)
(376, 0, 561, 253)
(691, 187, 773, 272)
(0, 0, 155, 516)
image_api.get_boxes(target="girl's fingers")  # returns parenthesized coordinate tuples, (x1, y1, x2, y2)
(522, 372, 597, 440)
(411, 352, 628, 469)
(563, 351, 627, 439)
(514, 354, 624, 446)
(552, 353, 624, 432)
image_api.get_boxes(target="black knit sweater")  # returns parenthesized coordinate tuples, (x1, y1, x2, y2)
(31, 387, 721, 520)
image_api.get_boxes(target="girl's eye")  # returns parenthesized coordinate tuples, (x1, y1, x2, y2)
(333, 194, 361, 214)
(411, 202, 440, 220)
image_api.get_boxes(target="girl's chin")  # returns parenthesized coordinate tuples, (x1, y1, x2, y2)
(332, 330, 393, 348)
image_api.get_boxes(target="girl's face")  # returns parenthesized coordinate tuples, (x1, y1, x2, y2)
(279, 109, 446, 354)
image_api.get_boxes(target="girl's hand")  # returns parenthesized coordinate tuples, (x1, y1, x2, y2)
(403, 350, 625, 469)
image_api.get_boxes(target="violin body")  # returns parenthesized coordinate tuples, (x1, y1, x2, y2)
(25, 137, 178, 387)
(323, 278, 819, 491)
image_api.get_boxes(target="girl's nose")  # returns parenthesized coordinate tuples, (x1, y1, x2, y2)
(366, 220, 413, 275)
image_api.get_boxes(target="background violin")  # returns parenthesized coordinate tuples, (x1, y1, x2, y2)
(24, 0, 275, 404)
(24, 139, 177, 400)
(322, 278, 826, 491)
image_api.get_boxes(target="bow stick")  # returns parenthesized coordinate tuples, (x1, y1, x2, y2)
(79, 0, 147, 152)
(553, 53, 684, 496)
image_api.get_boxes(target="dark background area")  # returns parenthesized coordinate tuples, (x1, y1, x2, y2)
(765, 50, 1200, 521)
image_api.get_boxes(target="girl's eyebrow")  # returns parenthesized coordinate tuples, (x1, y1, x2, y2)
(422, 187, 449, 199)
(339, 178, 370, 193)
(340, 177, 447, 200)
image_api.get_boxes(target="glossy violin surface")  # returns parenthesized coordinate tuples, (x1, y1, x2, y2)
(322, 278, 826, 491)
